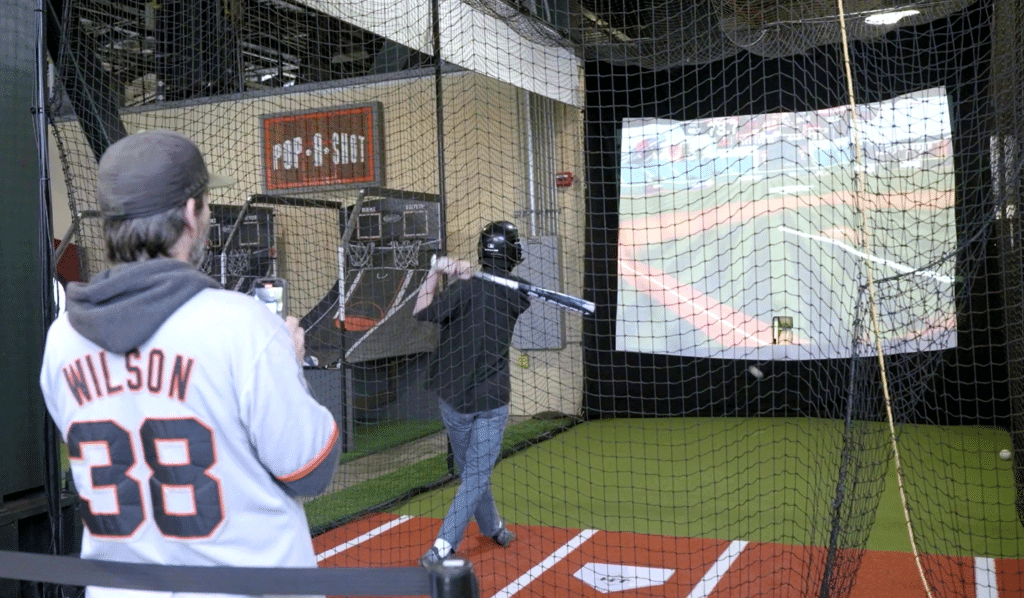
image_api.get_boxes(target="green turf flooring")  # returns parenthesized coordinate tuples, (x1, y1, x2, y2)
(394, 417, 1024, 558)
(304, 415, 576, 531)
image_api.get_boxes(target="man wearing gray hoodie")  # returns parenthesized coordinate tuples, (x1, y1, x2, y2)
(39, 130, 340, 598)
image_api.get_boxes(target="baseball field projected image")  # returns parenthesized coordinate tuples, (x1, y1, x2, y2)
(616, 87, 956, 360)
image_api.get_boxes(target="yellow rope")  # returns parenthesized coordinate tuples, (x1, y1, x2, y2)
(834, 3, 934, 597)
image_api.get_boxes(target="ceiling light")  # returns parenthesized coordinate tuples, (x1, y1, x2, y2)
(865, 9, 920, 25)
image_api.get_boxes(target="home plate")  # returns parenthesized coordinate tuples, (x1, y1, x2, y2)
(573, 563, 675, 593)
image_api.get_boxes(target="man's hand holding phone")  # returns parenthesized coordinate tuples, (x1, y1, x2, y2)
(252, 277, 288, 318)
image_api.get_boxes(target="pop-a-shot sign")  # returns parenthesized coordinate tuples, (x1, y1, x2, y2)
(261, 102, 384, 193)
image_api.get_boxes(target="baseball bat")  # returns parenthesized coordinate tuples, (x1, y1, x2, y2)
(474, 271, 595, 315)
(431, 254, 594, 315)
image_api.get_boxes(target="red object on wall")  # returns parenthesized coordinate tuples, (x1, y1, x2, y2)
(555, 172, 574, 188)
(261, 103, 385, 193)
(52, 239, 83, 283)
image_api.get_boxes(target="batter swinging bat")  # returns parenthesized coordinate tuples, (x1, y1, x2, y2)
(431, 255, 595, 315)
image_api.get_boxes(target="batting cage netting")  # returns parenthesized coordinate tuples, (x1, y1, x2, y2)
(42, 0, 1023, 595)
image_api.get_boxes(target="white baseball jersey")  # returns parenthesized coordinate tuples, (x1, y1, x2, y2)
(40, 288, 339, 598)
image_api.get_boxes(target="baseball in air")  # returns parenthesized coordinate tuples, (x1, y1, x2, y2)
(1000, 449, 1012, 461)
(748, 366, 764, 379)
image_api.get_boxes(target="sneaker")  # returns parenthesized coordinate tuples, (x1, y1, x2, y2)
(491, 525, 516, 547)
(419, 546, 450, 568)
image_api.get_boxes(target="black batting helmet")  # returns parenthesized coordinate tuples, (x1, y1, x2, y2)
(478, 221, 523, 269)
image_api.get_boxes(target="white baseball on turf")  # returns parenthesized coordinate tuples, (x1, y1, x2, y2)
(748, 366, 764, 379)
(1000, 449, 1012, 461)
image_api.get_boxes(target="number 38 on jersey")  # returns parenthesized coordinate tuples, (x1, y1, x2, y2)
(67, 416, 224, 539)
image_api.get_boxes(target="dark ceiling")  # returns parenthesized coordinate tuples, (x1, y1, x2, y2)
(55, 0, 978, 109)
(59, 0, 434, 106)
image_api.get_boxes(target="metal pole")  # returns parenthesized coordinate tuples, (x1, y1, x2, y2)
(525, 92, 537, 237)
(37, 0, 70, 583)
(431, 0, 447, 253)
(53, 209, 99, 270)
(337, 193, 366, 453)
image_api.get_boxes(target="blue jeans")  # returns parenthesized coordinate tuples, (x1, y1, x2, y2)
(437, 401, 509, 550)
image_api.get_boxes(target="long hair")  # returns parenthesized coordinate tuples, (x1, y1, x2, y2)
(104, 193, 206, 264)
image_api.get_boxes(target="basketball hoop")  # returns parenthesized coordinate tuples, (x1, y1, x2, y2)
(348, 242, 374, 269)
(391, 240, 422, 269)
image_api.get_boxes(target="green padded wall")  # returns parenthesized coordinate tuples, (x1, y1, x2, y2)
(0, 0, 48, 502)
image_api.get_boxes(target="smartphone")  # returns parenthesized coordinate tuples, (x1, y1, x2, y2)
(252, 277, 287, 318)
